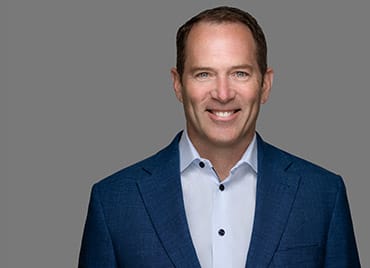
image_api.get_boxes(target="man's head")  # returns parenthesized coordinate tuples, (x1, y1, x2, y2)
(171, 6, 273, 153)
(175, 6, 268, 81)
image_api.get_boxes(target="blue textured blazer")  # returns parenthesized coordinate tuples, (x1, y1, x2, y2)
(79, 132, 360, 267)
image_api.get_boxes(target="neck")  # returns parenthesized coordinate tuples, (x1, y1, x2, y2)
(189, 133, 254, 181)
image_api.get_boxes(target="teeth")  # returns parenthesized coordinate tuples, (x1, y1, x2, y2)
(214, 111, 234, 117)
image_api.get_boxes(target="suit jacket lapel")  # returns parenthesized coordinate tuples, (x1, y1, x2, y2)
(135, 132, 301, 268)
(136, 133, 201, 268)
(246, 135, 301, 268)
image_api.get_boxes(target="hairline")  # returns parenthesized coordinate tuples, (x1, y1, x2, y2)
(181, 21, 262, 82)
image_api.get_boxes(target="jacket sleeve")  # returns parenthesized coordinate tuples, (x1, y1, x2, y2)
(78, 184, 117, 268)
(324, 177, 361, 267)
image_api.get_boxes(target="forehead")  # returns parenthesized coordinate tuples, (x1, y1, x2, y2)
(184, 22, 258, 66)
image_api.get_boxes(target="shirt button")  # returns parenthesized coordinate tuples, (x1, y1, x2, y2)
(219, 184, 225, 191)
(218, 229, 225, 236)
(199, 161, 205, 168)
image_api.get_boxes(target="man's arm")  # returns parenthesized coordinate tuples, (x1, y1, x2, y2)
(79, 185, 117, 268)
(324, 177, 361, 267)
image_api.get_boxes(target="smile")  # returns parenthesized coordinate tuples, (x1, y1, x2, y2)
(207, 109, 241, 119)
(214, 111, 234, 117)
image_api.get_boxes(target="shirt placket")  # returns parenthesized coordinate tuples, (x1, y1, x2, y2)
(212, 178, 232, 268)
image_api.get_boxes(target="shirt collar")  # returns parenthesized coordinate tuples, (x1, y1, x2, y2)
(179, 130, 258, 174)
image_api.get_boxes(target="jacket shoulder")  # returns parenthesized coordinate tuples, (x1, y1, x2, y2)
(261, 139, 343, 188)
(94, 133, 181, 189)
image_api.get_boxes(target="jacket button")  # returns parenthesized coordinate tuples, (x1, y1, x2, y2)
(218, 229, 225, 236)
(219, 184, 225, 191)
(199, 162, 205, 168)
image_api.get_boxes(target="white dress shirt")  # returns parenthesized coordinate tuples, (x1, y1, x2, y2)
(179, 131, 258, 268)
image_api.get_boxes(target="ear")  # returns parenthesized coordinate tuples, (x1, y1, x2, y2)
(171, 67, 183, 103)
(260, 67, 274, 104)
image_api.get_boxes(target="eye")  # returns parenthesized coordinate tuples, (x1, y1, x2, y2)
(233, 71, 249, 80)
(195, 72, 210, 80)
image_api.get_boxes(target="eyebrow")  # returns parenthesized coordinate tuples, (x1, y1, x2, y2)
(189, 66, 214, 73)
(189, 64, 254, 73)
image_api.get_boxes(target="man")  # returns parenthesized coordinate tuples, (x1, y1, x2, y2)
(79, 6, 360, 268)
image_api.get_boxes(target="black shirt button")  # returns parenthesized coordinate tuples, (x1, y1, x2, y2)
(199, 162, 205, 168)
(218, 229, 225, 236)
(219, 184, 225, 191)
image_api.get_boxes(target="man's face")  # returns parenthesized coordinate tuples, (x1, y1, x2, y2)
(171, 22, 273, 151)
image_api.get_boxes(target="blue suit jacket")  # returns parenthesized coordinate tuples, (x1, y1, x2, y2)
(79, 132, 360, 267)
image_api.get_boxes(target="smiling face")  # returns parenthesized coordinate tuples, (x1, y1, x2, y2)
(171, 22, 273, 153)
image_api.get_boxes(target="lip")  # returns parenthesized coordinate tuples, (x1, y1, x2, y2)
(206, 109, 241, 121)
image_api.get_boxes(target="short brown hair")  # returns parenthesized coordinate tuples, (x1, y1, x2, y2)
(176, 6, 267, 80)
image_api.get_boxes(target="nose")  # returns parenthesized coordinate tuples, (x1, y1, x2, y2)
(211, 76, 235, 103)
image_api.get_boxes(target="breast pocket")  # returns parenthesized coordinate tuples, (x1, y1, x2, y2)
(272, 244, 324, 268)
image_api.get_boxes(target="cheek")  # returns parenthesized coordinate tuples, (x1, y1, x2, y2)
(181, 90, 201, 114)
(240, 89, 261, 104)
(183, 85, 210, 105)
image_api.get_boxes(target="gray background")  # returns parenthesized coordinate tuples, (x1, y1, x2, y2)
(6, 0, 369, 267)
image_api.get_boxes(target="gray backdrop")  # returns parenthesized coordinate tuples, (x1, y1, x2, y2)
(6, 0, 369, 267)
